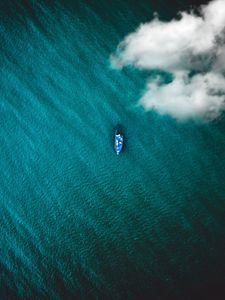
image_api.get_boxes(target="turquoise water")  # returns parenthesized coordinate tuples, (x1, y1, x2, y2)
(1, 1, 225, 299)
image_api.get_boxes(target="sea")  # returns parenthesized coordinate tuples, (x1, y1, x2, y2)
(1, 1, 225, 299)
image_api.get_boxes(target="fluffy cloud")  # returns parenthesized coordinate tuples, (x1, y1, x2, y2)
(111, 0, 225, 121)
(141, 71, 225, 120)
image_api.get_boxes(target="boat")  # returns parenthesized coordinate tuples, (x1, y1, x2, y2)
(114, 129, 123, 155)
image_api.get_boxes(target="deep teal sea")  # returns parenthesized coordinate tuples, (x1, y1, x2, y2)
(1, 1, 225, 299)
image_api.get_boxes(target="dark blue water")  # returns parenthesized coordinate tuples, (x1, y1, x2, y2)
(1, 1, 225, 299)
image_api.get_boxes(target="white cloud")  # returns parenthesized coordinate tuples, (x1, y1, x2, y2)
(141, 71, 225, 120)
(111, 0, 225, 121)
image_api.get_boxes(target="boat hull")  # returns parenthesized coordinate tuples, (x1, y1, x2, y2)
(114, 130, 123, 155)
